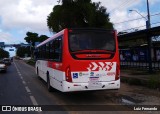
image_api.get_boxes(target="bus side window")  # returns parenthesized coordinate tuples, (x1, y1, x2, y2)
(50, 40, 55, 60)
(46, 43, 50, 59)
(54, 37, 62, 62)
(42, 45, 46, 59)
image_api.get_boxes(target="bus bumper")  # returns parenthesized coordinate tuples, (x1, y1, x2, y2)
(62, 79, 120, 92)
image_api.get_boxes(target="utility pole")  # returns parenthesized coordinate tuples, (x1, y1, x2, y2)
(146, 0, 152, 73)
(130, 0, 152, 72)
(147, 0, 151, 29)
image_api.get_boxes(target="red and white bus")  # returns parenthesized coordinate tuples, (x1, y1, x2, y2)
(35, 28, 120, 92)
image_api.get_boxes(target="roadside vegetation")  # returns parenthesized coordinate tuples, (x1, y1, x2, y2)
(25, 59, 36, 67)
(121, 69, 160, 90)
(0, 48, 9, 59)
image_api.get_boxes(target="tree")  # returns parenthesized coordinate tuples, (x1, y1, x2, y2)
(47, 0, 113, 32)
(24, 32, 49, 58)
(24, 32, 39, 47)
(39, 35, 49, 42)
(0, 48, 9, 59)
(24, 32, 49, 46)
(16, 47, 31, 58)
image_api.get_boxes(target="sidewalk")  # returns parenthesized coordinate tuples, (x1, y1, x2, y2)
(120, 69, 160, 90)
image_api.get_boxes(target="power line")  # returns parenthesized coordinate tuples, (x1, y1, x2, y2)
(151, 21, 160, 26)
(119, 25, 146, 32)
(114, 12, 160, 25)
(109, 0, 130, 13)
(114, 17, 144, 25)
(109, 0, 137, 14)
(118, 21, 160, 32)
(151, 12, 160, 17)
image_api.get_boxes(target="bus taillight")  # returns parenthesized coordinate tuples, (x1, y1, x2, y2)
(115, 64, 120, 80)
(65, 66, 72, 82)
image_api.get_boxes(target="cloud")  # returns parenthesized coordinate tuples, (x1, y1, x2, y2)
(0, 0, 57, 33)
(149, 0, 160, 5)
(92, 0, 140, 12)
(1, 0, 145, 33)
(0, 31, 19, 44)
(0, 0, 159, 44)
(92, 0, 147, 32)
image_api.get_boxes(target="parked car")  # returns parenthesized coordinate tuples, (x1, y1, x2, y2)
(10, 57, 13, 62)
(0, 61, 7, 72)
(3, 58, 11, 65)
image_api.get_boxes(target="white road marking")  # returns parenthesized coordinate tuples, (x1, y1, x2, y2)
(14, 61, 39, 106)
(30, 96, 38, 105)
(13, 62, 18, 70)
(20, 76, 23, 79)
(22, 81, 26, 85)
(25, 86, 31, 93)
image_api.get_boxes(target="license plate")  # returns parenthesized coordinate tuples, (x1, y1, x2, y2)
(89, 77, 101, 87)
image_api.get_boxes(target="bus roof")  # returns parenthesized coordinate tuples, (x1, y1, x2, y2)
(36, 29, 65, 48)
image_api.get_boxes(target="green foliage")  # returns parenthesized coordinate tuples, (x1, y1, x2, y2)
(26, 59, 36, 66)
(16, 46, 31, 58)
(39, 35, 49, 42)
(148, 75, 160, 89)
(0, 48, 9, 59)
(24, 32, 49, 47)
(24, 32, 38, 47)
(47, 0, 113, 32)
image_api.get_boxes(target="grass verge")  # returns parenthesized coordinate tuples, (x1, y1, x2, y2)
(121, 69, 160, 90)
(25, 59, 36, 67)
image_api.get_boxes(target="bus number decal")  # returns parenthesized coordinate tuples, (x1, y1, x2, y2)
(87, 62, 115, 71)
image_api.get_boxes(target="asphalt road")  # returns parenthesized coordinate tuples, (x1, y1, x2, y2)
(0, 60, 159, 114)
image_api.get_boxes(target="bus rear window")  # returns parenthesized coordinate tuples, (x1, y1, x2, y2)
(69, 30, 116, 52)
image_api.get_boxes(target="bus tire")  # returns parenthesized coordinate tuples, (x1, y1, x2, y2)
(37, 68, 42, 80)
(37, 67, 39, 76)
(47, 73, 52, 92)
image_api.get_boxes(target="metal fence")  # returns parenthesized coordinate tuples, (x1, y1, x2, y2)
(120, 61, 160, 70)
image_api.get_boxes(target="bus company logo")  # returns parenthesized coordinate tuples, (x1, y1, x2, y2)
(95, 74, 100, 77)
(87, 62, 114, 71)
(73, 73, 78, 78)
(90, 72, 94, 76)
(79, 72, 82, 76)
(86, 54, 100, 58)
(82, 73, 89, 76)
(96, 73, 106, 77)
(107, 72, 116, 76)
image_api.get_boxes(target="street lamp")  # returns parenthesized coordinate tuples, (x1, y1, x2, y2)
(129, 10, 149, 29)
(129, 10, 147, 20)
(129, 5, 152, 72)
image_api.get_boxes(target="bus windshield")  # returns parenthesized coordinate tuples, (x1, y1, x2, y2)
(69, 30, 116, 53)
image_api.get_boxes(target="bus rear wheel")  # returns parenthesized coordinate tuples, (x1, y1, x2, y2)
(37, 68, 42, 80)
(47, 74, 52, 92)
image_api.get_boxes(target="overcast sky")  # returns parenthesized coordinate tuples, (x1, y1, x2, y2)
(0, 0, 160, 44)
